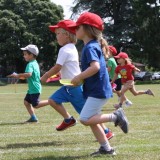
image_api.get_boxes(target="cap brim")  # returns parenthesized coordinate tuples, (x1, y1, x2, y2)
(20, 47, 27, 50)
(49, 25, 58, 32)
(114, 55, 120, 59)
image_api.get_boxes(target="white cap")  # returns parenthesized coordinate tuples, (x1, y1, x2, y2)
(21, 44, 39, 56)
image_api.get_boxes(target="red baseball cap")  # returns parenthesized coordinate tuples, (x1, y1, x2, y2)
(108, 46, 117, 56)
(69, 12, 104, 31)
(49, 20, 76, 34)
(114, 52, 129, 59)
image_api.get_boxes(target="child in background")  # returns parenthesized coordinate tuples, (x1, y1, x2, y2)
(107, 45, 132, 107)
(40, 20, 113, 140)
(111, 52, 154, 109)
(8, 45, 49, 122)
(70, 12, 129, 156)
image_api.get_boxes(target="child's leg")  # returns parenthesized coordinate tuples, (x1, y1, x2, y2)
(24, 100, 35, 116)
(49, 99, 71, 119)
(91, 124, 112, 151)
(129, 85, 154, 96)
(35, 100, 49, 108)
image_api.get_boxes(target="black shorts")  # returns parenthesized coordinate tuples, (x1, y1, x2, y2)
(24, 93, 40, 107)
(114, 78, 122, 91)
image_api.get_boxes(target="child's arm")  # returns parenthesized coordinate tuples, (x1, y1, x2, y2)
(134, 67, 140, 72)
(41, 64, 62, 83)
(71, 61, 100, 86)
(7, 72, 31, 79)
(111, 73, 118, 84)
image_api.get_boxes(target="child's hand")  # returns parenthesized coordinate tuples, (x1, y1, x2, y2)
(7, 72, 18, 78)
(71, 75, 83, 86)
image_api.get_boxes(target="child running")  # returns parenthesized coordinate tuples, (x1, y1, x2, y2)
(40, 20, 113, 140)
(107, 45, 132, 107)
(70, 12, 129, 156)
(8, 45, 49, 122)
(111, 52, 154, 109)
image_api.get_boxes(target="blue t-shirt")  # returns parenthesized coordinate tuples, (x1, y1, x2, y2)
(81, 40, 112, 99)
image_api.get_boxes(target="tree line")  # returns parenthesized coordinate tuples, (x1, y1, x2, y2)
(0, 0, 160, 77)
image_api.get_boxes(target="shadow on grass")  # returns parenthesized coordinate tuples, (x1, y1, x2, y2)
(0, 122, 27, 126)
(0, 141, 63, 149)
(22, 155, 89, 160)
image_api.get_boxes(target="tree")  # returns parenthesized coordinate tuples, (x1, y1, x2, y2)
(0, 0, 64, 75)
(71, 0, 160, 70)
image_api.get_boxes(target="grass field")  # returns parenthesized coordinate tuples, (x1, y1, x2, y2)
(0, 83, 160, 160)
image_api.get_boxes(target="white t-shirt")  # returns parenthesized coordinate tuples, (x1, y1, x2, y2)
(56, 43, 81, 79)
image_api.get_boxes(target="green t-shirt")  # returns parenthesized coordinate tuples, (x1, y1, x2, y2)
(25, 60, 41, 94)
(107, 57, 121, 80)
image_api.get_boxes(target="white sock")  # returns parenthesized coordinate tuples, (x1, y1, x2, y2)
(101, 141, 112, 151)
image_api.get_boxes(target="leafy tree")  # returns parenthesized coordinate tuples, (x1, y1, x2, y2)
(0, 0, 64, 75)
(72, 0, 160, 70)
(131, 0, 160, 69)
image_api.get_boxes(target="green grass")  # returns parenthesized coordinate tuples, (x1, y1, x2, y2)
(0, 83, 160, 160)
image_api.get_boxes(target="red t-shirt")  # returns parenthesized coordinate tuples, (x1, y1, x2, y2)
(115, 64, 135, 83)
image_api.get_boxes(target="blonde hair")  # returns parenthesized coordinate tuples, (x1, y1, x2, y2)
(82, 24, 109, 59)
(55, 28, 77, 44)
(125, 58, 132, 64)
(100, 38, 109, 59)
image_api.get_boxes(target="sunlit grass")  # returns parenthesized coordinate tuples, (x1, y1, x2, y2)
(0, 83, 160, 160)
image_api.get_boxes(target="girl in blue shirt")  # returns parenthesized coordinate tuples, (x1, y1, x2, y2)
(71, 12, 129, 156)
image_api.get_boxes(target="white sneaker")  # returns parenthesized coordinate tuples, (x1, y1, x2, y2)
(125, 100, 133, 107)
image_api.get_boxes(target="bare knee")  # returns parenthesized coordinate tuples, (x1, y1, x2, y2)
(80, 120, 89, 126)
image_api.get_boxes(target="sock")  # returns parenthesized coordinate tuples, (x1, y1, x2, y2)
(64, 116, 72, 123)
(108, 113, 117, 122)
(31, 114, 38, 120)
(104, 128, 109, 134)
(101, 141, 112, 151)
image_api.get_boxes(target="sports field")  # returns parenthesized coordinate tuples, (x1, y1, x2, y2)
(0, 83, 160, 160)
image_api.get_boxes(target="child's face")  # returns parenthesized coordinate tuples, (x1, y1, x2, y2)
(55, 28, 69, 46)
(117, 58, 125, 65)
(23, 51, 34, 62)
(75, 25, 86, 40)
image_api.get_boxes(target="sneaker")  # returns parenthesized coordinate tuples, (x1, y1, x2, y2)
(125, 100, 133, 107)
(146, 89, 154, 96)
(113, 108, 129, 133)
(91, 146, 116, 156)
(56, 117, 77, 131)
(106, 130, 114, 140)
(113, 103, 122, 109)
(25, 118, 38, 123)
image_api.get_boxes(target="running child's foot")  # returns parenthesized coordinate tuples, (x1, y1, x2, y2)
(106, 130, 114, 140)
(56, 116, 77, 131)
(146, 89, 154, 96)
(125, 100, 133, 107)
(113, 103, 122, 109)
(113, 108, 129, 133)
(25, 118, 38, 123)
(90, 146, 116, 156)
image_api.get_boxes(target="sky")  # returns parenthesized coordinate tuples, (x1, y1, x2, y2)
(50, 0, 75, 19)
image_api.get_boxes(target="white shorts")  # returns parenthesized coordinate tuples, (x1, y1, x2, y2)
(80, 97, 109, 121)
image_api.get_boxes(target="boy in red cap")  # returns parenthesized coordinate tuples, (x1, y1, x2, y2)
(41, 19, 113, 140)
(111, 52, 154, 109)
(71, 12, 129, 156)
(108, 46, 132, 107)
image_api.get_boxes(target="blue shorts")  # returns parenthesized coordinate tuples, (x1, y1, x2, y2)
(24, 93, 40, 107)
(49, 85, 86, 114)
